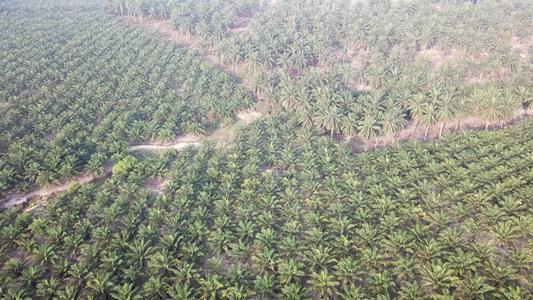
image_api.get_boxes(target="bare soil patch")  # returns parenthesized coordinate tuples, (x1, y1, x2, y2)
(130, 142, 200, 152)
(205, 109, 262, 142)
(133, 133, 203, 148)
(420, 48, 463, 71)
(510, 35, 533, 58)
(143, 177, 169, 195)
(227, 16, 252, 35)
(237, 109, 262, 124)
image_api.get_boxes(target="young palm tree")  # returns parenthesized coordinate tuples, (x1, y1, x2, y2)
(253, 273, 276, 299)
(456, 273, 494, 300)
(87, 271, 116, 298)
(278, 259, 306, 285)
(419, 260, 459, 293)
(142, 276, 169, 300)
(197, 274, 224, 300)
(307, 269, 339, 299)
(111, 283, 141, 300)
(36, 277, 60, 300)
(304, 245, 337, 273)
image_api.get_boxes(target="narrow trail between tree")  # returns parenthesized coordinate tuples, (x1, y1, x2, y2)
(130, 142, 200, 151)
(1, 142, 199, 210)
(1, 110, 262, 210)
(1, 172, 105, 210)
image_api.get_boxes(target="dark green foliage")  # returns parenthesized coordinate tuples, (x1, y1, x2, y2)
(2, 116, 533, 298)
(0, 1, 252, 194)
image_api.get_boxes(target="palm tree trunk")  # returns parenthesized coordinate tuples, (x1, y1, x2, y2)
(439, 123, 445, 137)
(456, 119, 460, 131)
(413, 119, 419, 133)
(424, 128, 429, 141)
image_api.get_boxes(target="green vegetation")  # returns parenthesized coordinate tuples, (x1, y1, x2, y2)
(2, 0, 533, 299)
(110, 0, 533, 140)
(0, 1, 252, 194)
(2, 116, 533, 298)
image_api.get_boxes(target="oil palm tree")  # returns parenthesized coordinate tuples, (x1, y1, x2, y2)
(307, 269, 339, 299)
(419, 260, 459, 293)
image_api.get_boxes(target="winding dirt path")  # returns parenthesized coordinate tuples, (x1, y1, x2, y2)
(1, 110, 262, 210)
(1, 142, 200, 210)
(1, 173, 103, 209)
(130, 142, 200, 151)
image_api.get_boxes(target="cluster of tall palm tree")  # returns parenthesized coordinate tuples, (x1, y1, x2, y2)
(105, 0, 259, 26)
(2, 115, 533, 298)
(0, 1, 252, 195)
(123, 0, 533, 142)
(105, 0, 172, 21)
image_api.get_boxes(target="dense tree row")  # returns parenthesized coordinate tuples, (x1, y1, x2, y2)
(105, 0, 260, 26)
(123, 0, 533, 140)
(0, 1, 252, 194)
(2, 115, 533, 299)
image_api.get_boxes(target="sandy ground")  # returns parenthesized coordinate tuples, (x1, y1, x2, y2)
(143, 177, 169, 195)
(1, 172, 107, 210)
(237, 109, 262, 124)
(130, 142, 200, 151)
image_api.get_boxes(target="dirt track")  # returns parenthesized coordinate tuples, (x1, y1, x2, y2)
(130, 142, 200, 151)
(1, 173, 101, 209)
(1, 110, 262, 210)
(1, 142, 200, 210)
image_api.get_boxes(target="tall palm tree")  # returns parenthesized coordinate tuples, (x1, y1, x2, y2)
(315, 105, 345, 139)
(479, 96, 502, 130)
(358, 114, 381, 146)
(407, 93, 427, 133)
(435, 91, 457, 137)
(379, 108, 406, 143)
(420, 103, 438, 140)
